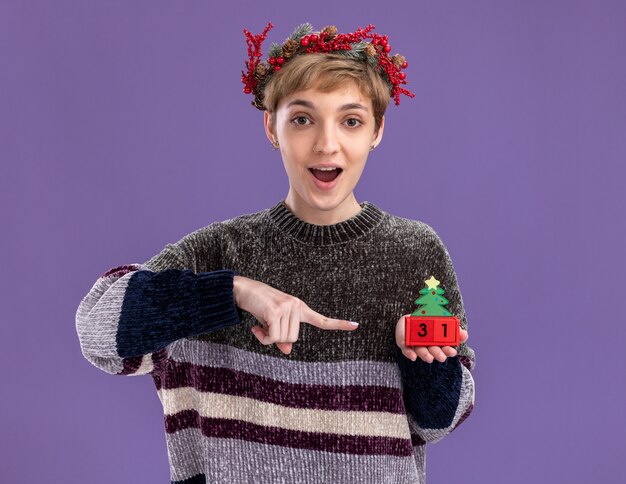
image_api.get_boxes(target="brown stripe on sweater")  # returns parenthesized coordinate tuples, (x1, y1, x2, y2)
(410, 433, 426, 446)
(167, 428, 420, 483)
(155, 360, 405, 413)
(102, 264, 141, 278)
(119, 356, 143, 375)
(165, 410, 414, 457)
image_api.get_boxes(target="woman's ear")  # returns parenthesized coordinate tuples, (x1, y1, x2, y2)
(263, 111, 277, 145)
(373, 115, 385, 147)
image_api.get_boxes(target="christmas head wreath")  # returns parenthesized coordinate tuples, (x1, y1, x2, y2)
(242, 22, 415, 110)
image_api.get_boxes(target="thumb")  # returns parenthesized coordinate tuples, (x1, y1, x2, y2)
(276, 342, 293, 355)
(460, 328, 469, 343)
(301, 304, 359, 331)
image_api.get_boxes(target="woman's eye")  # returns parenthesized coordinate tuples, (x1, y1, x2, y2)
(345, 118, 362, 128)
(292, 116, 310, 126)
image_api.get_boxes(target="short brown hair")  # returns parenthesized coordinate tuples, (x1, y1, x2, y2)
(263, 53, 390, 134)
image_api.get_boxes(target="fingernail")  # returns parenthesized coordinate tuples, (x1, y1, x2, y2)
(348, 321, 359, 326)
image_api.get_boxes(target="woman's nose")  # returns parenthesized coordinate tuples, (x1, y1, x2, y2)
(313, 124, 340, 154)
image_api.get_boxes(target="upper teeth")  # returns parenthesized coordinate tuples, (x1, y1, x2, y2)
(315, 167, 338, 171)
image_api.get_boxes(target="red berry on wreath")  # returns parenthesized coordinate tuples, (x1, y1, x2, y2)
(243, 86, 252, 94)
(300, 37, 310, 46)
(276, 56, 285, 65)
(384, 45, 391, 53)
(310, 34, 319, 43)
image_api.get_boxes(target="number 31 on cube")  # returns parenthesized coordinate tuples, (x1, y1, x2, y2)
(405, 316, 461, 347)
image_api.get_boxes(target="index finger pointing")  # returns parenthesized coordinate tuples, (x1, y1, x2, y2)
(301, 304, 359, 331)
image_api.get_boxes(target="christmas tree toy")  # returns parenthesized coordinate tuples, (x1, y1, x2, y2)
(405, 276, 461, 347)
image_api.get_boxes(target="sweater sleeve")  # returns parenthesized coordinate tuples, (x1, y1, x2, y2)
(75, 225, 241, 376)
(395, 226, 476, 444)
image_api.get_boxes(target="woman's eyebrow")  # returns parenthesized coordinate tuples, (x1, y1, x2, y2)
(286, 99, 369, 112)
(339, 103, 369, 112)
(286, 99, 315, 109)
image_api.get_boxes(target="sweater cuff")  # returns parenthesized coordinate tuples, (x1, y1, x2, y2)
(191, 269, 242, 335)
(394, 345, 463, 429)
(117, 269, 241, 358)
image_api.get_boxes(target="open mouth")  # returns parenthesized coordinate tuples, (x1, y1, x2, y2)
(309, 167, 343, 183)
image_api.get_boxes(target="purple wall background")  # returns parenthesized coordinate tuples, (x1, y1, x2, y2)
(2, 1, 624, 482)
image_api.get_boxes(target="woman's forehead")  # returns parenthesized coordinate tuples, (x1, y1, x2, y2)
(278, 82, 373, 112)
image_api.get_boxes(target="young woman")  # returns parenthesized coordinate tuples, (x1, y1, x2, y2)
(76, 22, 475, 484)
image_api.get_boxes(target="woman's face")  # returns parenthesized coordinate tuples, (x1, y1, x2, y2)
(264, 81, 384, 225)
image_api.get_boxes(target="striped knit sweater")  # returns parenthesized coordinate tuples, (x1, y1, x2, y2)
(76, 201, 476, 484)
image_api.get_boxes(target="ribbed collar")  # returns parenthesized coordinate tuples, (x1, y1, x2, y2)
(267, 200, 386, 246)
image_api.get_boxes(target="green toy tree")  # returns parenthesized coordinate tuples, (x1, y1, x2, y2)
(411, 276, 453, 317)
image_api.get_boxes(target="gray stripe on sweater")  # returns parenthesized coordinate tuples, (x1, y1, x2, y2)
(167, 428, 423, 483)
(168, 339, 403, 388)
(76, 268, 138, 374)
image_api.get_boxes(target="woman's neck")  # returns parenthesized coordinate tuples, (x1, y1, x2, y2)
(283, 192, 362, 226)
